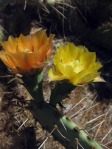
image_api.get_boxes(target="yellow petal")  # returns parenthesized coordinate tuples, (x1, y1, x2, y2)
(63, 65, 75, 78)
(48, 68, 66, 81)
(72, 72, 100, 85)
(75, 45, 88, 59)
(80, 72, 100, 84)
(93, 76, 105, 82)
(50, 42, 102, 85)
(88, 62, 102, 72)
(54, 43, 75, 64)
(80, 52, 96, 67)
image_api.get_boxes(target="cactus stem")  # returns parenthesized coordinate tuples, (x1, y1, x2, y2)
(29, 101, 102, 149)
(74, 127, 80, 133)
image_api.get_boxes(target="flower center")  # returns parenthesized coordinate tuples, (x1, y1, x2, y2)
(68, 60, 84, 73)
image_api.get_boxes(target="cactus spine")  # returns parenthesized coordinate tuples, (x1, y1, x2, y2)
(22, 75, 102, 149)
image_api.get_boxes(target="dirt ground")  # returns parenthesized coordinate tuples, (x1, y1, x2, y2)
(0, 1, 112, 149)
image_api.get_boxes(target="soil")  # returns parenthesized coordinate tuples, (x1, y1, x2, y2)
(0, 1, 112, 149)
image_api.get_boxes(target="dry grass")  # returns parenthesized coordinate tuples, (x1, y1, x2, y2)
(0, 1, 112, 149)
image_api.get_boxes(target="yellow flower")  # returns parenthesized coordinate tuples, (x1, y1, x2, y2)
(0, 30, 54, 74)
(49, 42, 102, 85)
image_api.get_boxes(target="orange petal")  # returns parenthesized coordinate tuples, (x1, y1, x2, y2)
(32, 30, 47, 51)
(18, 34, 33, 52)
(0, 51, 18, 72)
(22, 52, 43, 68)
(1, 36, 18, 53)
(37, 34, 54, 61)
(8, 52, 44, 72)
(8, 52, 31, 71)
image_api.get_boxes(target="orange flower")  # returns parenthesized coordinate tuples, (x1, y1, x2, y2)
(0, 30, 54, 74)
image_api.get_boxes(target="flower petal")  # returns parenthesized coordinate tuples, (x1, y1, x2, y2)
(1, 36, 18, 53)
(77, 72, 100, 84)
(31, 30, 47, 51)
(18, 34, 33, 52)
(0, 30, 54, 74)
(49, 68, 66, 81)
(49, 42, 102, 85)
(80, 52, 96, 67)
(0, 51, 18, 73)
